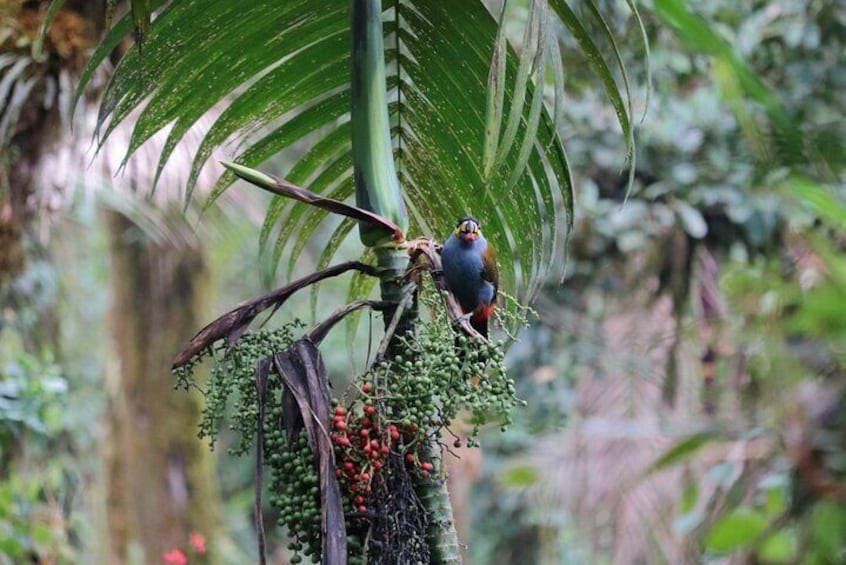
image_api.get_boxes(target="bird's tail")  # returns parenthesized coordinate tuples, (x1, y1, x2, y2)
(470, 315, 488, 338)
(470, 303, 495, 339)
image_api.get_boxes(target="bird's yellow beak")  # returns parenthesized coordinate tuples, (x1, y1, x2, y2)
(455, 220, 480, 240)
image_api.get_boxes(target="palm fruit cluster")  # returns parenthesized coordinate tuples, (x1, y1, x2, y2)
(384, 292, 520, 446)
(265, 426, 322, 564)
(174, 322, 327, 560)
(173, 323, 302, 454)
(331, 291, 522, 527)
(172, 285, 527, 561)
(330, 397, 391, 513)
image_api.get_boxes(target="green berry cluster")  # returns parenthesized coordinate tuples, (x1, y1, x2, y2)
(386, 336, 515, 449)
(265, 427, 322, 564)
(330, 285, 524, 495)
(173, 323, 302, 453)
(173, 320, 324, 560)
(493, 289, 537, 342)
(385, 290, 521, 446)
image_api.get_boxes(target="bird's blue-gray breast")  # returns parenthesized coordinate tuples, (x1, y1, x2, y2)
(442, 233, 494, 313)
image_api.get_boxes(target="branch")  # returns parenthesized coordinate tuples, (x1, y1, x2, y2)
(307, 300, 390, 345)
(373, 283, 417, 364)
(223, 161, 405, 243)
(173, 261, 380, 368)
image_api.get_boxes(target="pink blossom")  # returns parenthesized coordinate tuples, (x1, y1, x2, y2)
(163, 548, 188, 565)
(190, 532, 207, 554)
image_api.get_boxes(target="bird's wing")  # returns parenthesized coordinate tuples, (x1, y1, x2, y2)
(481, 241, 499, 303)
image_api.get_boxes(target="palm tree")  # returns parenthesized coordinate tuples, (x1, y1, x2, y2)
(81, 0, 643, 562)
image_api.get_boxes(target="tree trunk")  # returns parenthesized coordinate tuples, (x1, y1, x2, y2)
(104, 211, 220, 562)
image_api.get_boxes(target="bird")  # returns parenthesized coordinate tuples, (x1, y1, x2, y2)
(441, 216, 498, 338)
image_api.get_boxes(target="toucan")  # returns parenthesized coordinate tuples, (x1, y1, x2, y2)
(441, 216, 498, 337)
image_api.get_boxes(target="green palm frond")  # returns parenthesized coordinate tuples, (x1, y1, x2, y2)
(79, 0, 641, 300)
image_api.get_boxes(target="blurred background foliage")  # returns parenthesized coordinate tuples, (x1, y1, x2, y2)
(1, 0, 845, 564)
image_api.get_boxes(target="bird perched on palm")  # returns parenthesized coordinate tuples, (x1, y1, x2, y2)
(441, 216, 498, 337)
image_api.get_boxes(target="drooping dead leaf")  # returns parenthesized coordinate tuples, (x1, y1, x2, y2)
(273, 340, 346, 565)
(172, 261, 379, 368)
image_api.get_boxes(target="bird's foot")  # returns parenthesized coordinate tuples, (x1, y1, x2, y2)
(454, 312, 472, 324)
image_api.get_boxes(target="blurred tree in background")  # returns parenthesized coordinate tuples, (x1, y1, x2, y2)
(469, 1, 846, 563)
(0, 0, 844, 564)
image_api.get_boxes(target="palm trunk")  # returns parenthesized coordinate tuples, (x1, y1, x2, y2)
(351, 1, 460, 562)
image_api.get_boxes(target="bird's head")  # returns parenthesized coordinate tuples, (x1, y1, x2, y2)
(454, 216, 482, 242)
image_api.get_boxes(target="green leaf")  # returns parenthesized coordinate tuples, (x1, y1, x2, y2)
(482, 1, 509, 180)
(310, 217, 359, 320)
(791, 176, 846, 232)
(706, 508, 768, 553)
(506, 29, 547, 192)
(811, 502, 846, 561)
(492, 0, 541, 176)
(499, 465, 540, 487)
(624, 0, 651, 124)
(130, 0, 152, 45)
(549, 0, 635, 194)
(653, 0, 805, 168)
(35, 0, 66, 59)
(680, 478, 699, 513)
(643, 431, 717, 476)
(342, 248, 379, 348)
(756, 529, 797, 564)
(83, 0, 608, 303)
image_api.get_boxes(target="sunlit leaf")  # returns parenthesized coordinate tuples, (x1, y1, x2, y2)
(499, 465, 540, 487)
(705, 508, 768, 553)
(756, 529, 797, 564)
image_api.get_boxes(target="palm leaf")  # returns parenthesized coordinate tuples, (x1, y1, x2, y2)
(548, 0, 636, 195)
(79, 0, 598, 301)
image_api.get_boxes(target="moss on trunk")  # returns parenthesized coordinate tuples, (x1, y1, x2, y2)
(104, 211, 221, 562)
